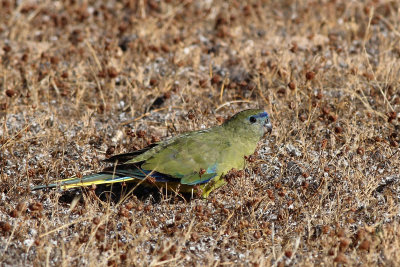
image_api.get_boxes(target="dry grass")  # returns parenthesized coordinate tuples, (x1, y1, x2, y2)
(1, 0, 400, 266)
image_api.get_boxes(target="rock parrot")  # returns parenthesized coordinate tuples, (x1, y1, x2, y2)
(33, 109, 272, 198)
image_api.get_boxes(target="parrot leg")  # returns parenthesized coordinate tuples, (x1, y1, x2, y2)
(201, 176, 227, 198)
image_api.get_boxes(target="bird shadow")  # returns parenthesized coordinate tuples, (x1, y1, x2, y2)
(57, 183, 193, 205)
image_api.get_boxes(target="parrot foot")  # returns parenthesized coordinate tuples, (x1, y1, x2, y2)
(201, 176, 227, 198)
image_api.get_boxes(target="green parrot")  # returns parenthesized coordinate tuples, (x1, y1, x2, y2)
(33, 109, 272, 198)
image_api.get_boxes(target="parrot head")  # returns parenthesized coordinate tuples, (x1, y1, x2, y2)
(223, 109, 272, 138)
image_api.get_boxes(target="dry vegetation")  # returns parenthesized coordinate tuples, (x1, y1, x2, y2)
(1, 0, 400, 266)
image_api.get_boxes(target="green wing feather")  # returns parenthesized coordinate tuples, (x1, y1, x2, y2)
(135, 126, 258, 185)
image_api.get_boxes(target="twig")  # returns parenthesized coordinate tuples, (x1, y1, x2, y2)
(120, 106, 183, 126)
(215, 100, 254, 112)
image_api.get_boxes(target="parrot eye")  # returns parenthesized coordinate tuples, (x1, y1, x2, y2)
(249, 116, 257, 123)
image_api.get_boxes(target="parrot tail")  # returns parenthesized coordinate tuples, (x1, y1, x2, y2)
(32, 164, 178, 191)
(31, 173, 139, 190)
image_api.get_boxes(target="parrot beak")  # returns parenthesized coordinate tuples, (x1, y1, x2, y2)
(264, 120, 272, 134)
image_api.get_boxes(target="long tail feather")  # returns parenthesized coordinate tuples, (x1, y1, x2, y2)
(32, 166, 178, 190)
(32, 173, 140, 190)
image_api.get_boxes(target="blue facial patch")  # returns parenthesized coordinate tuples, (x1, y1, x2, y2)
(251, 112, 269, 119)
(256, 112, 268, 118)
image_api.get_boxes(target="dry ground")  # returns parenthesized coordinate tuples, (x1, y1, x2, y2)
(1, 0, 400, 266)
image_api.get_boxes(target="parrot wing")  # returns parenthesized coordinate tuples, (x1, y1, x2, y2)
(105, 143, 158, 163)
(104, 132, 186, 164)
(140, 128, 234, 185)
